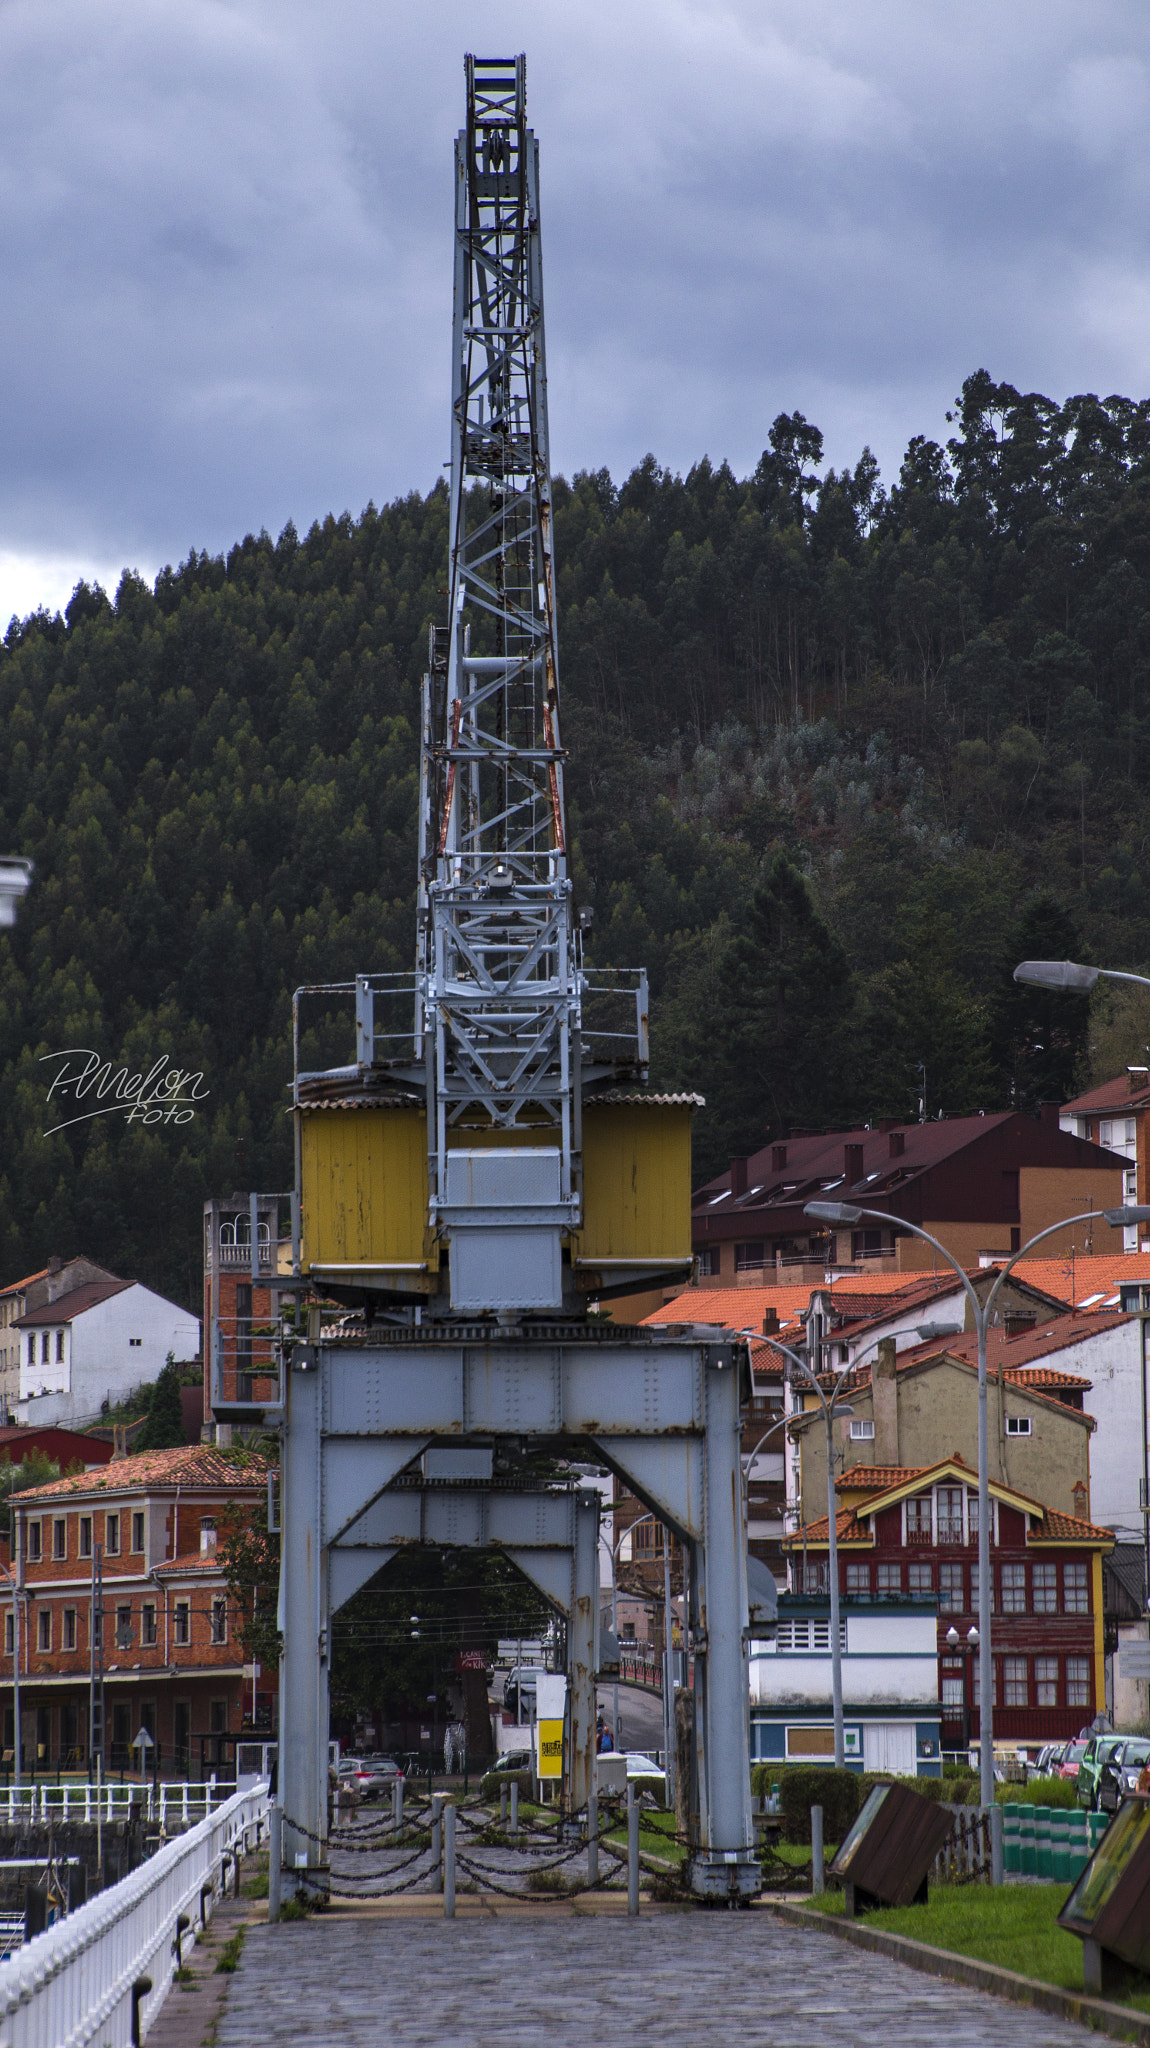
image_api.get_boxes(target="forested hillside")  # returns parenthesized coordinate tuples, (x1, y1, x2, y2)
(3, 369, 1150, 1306)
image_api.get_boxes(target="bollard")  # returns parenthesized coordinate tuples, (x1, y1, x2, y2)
(627, 1783, 639, 1917)
(396, 1775, 404, 1834)
(587, 1790, 598, 1889)
(268, 1805, 282, 1924)
(131, 1976, 153, 2048)
(989, 1802, 1004, 1888)
(1002, 1802, 1020, 1876)
(810, 1804, 824, 1896)
(1034, 1807, 1052, 1881)
(173, 1913, 191, 1970)
(432, 1794, 443, 1891)
(500, 1783, 508, 1826)
(444, 1801, 456, 1919)
(510, 1781, 519, 1836)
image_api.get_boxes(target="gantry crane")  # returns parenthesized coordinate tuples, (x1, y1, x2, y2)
(272, 56, 761, 1902)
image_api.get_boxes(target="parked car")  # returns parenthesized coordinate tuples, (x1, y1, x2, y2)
(1028, 1741, 1066, 1780)
(1058, 1740, 1089, 1784)
(1076, 1735, 1126, 1809)
(337, 1755, 403, 1802)
(490, 1749, 533, 1774)
(1099, 1737, 1150, 1813)
(624, 1752, 664, 1781)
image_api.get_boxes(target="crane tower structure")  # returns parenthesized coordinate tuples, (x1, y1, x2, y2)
(266, 54, 763, 1903)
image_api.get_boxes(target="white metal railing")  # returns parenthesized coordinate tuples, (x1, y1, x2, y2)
(0, 1782, 233, 1828)
(0, 1780, 268, 2047)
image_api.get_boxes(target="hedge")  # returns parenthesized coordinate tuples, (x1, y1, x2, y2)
(479, 1768, 534, 1801)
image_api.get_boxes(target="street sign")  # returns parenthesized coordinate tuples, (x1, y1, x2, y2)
(537, 1719, 563, 1778)
(456, 1650, 486, 1672)
(132, 1728, 154, 1752)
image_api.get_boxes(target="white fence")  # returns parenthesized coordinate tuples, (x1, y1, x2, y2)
(0, 1783, 232, 1829)
(0, 1781, 268, 2047)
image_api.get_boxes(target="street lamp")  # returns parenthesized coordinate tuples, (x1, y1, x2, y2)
(1013, 959, 1148, 995)
(944, 1623, 979, 1757)
(804, 1197, 1150, 1814)
(0, 858, 32, 928)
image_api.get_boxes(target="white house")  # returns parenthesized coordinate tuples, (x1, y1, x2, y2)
(749, 1594, 941, 1776)
(12, 1279, 200, 1428)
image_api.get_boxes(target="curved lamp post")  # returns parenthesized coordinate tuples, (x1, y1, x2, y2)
(804, 1197, 1150, 1811)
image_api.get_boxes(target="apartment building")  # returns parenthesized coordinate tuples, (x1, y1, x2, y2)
(2, 1445, 271, 1772)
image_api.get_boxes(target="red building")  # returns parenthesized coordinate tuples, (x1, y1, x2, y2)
(784, 1454, 1113, 1753)
(3, 1444, 272, 1773)
(203, 1196, 289, 1421)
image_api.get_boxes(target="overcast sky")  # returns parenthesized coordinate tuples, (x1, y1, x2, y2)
(0, 0, 1147, 621)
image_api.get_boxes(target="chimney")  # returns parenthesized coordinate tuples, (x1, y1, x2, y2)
(1129, 1067, 1149, 1095)
(888, 1131, 905, 1159)
(1041, 1102, 1059, 1126)
(730, 1156, 749, 1198)
(47, 1257, 61, 1275)
(762, 1310, 779, 1336)
(844, 1143, 864, 1185)
(771, 1144, 788, 1173)
(1003, 1309, 1037, 1341)
(872, 1336, 898, 1467)
(111, 1424, 128, 1461)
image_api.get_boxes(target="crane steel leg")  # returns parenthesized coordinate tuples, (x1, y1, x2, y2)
(689, 1350, 756, 1898)
(279, 1357, 328, 1874)
(566, 1490, 599, 1815)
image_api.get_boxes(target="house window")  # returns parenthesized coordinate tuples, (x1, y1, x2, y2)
(26, 1523, 41, 1563)
(115, 1604, 132, 1649)
(79, 1518, 92, 1559)
(37, 1609, 51, 1652)
(105, 1515, 119, 1556)
(210, 1597, 228, 1645)
(1035, 1657, 1058, 1707)
(4, 1614, 12, 1654)
(1032, 1564, 1057, 1614)
(40, 1333, 49, 1364)
(55, 1331, 64, 1363)
(1001, 1564, 1027, 1614)
(1001, 1169, 1020, 1216)
(937, 1486, 964, 1544)
(697, 1247, 720, 1277)
(26, 1337, 34, 1367)
(52, 1520, 66, 1561)
(908, 1562, 932, 1595)
(142, 1603, 156, 1647)
(735, 1241, 766, 1272)
(941, 1674, 964, 1708)
(905, 1496, 931, 1542)
(62, 1609, 76, 1651)
(209, 1698, 228, 1734)
(845, 1564, 870, 1596)
(1005, 1416, 1032, 1437)
(174, 1602, 190, 1647)
(939, 1563, 964, 1612)
(876, 1564, 901, 1594)
(1063, 1562, 1089, 1614)
(849, 1419, 875, 1441)
(131, 1513, 145, 1554)
(1003, 1657, 1028, 1707)
(129, 1337, 142, 1348)
(1066, 1657, 1090, 1708)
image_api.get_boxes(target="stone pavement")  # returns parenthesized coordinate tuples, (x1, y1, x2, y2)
(211, 1903, 1108, 2047)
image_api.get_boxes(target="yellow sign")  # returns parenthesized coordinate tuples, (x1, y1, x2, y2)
(537, 1718, 564, 1778)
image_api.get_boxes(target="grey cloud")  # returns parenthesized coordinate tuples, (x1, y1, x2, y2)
(0, 0, 1147, 602)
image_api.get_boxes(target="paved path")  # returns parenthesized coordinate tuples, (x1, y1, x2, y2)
(213, 1904, 1106, 2047)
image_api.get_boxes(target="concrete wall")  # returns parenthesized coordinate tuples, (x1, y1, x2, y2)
(18, 1285, 200, 1428)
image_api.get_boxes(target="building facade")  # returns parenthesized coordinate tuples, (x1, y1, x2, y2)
(749, 1592, 942, 1775)
(11, 1279, 200, 1430)
(2, 1445, 271, 1773)
(692, 1112, 1126, 1282)
(0, 1260, 119, 1419)
(1061, 1071, 1149, 1248)
(203, 1195, 293, 1424)
(784, 1457, 1112, 1754)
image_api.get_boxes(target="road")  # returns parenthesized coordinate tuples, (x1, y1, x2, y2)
(598, 1680, 664, 1755)
(216, 1908, 1107, 2047)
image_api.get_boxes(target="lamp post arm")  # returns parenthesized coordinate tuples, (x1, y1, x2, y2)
(980, 1209, 1105, 1323)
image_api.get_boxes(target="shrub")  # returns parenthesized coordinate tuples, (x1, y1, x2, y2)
(777, 1767, 862, 1844)
(995, 1775, 1077, 1808)
(479, 1768, 533, 1802)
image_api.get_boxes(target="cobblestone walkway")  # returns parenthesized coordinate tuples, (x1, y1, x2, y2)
(214, 1908, 1106, 2046)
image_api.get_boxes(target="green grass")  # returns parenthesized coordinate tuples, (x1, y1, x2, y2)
(805, 1883, 1150, 2014)
(601, 1806, 686, 1865)
(214, 1928, 247, 1975)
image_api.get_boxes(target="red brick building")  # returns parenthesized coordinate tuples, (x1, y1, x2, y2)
(203, 1196, 289, 1421)
(784, 1454, 1113, 1752)
(3, 1445, 272, 1773)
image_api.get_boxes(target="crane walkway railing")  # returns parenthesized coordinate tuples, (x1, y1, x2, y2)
(0, 1780, 268, 2047)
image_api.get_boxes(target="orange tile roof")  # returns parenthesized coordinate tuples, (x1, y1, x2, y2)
(1063, 1074, 1150, 1114)
(787, 1505, 869, 1544)
(1009, 1253, 1150, 1309)
(1038, 1508, 1116, 1543)
(153, 1550, 230, 1576)
(1009, 1367, 1091, 1390)
(11, 1444, 269, 1502)
(836, 1463, 936, 1490)
(0, 1267, 51, 1301)
(643, 1286, 810, 1334)
(788, 1454, 1113, 1549)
